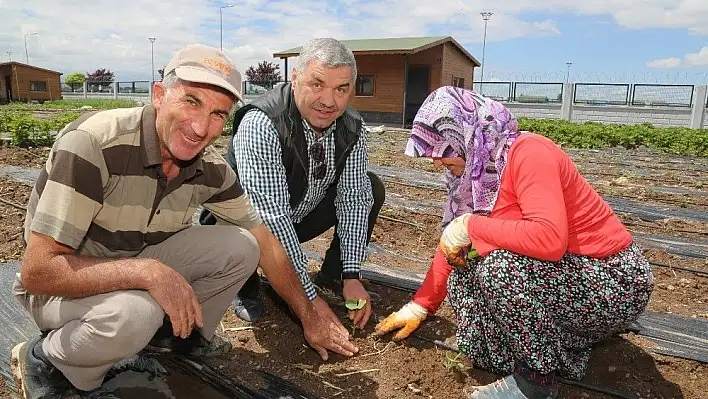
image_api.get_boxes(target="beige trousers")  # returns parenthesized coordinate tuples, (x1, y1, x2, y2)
(13, 225, 259, 391)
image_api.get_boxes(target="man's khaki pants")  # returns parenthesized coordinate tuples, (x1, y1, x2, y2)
(12, 225, 259, 391)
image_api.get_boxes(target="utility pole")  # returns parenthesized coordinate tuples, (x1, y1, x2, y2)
(479, 12, 493, 94)
(148, 37, 156, 84)
(6, 51, 11, 62)
(24, 32, 38, 64)
(220, 4, 234, 51)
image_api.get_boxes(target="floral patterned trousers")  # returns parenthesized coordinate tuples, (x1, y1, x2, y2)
(447, 242, 653, 380)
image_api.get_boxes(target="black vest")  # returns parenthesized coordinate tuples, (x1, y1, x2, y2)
(226, 83, 363, 209)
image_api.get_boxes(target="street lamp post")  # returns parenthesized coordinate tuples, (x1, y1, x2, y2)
(220, 4, 234, 51)
(566, 62, 573, 85)
(479, 12, 493, 94)
(148, 37, 156, 85)
(24, 32, 38, 64)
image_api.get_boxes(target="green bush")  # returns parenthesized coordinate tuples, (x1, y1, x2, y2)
(3, 98, 137, 111)
(517, 118, 708, 157)
(0, 111, 79, 147)
(3, 108, 707, 156)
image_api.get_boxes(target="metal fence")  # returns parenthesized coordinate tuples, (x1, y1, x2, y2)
(630, 84, 694, 108)
(242, 80, 286, 96)
(573, 83, 630, 106)
(117, 81, 152, 94)
(473, 82, 564, 103)
(513, 82, 563, 103)
(61, 83, 83, 93)
(61, 79, 707, 109)
(60, 81, 154, 94)
(474, 82, 512, 102)
(470, 82, 701, 108)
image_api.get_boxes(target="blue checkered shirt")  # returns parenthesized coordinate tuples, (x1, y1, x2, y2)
(233, 108, 374, 300)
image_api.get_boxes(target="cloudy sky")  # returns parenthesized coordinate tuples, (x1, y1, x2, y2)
(1, 0, 707, 83)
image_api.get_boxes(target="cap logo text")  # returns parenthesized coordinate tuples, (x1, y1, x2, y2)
(202, 57, 231, 74)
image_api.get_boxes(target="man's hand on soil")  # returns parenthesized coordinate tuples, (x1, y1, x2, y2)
(312, 296, 349, 338)
(302, 311, 359, 361)
(342, 279, 372, 328)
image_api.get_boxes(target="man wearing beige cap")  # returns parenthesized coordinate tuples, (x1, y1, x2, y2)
(11, 43, 357, 399)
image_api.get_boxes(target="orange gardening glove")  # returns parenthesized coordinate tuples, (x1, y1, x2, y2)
(439, 213, 478, 268)
(373, 301, 428, 341)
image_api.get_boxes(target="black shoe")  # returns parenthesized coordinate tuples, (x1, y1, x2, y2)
(79, 387, 120, 399)
(105, 354, 169, 382)
(232, 295, 265, 322)
(11, 335, 76, 399)
(145, 319, 232, 358)
(173, 330, 232, 358)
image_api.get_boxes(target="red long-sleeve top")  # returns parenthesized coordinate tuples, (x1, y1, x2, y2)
(412, 133, 633, 313)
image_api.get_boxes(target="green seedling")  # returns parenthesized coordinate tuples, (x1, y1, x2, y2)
(466, 248, 479, 260)
(345, 298, 367, 310)
(344, 299, 367, 336)
(442, 351, 465, 372)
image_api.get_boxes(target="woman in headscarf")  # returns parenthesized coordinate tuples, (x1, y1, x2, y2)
(373, 87, 654, 399)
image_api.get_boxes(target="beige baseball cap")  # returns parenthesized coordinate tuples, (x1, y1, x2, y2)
(163, 43, 243, 101)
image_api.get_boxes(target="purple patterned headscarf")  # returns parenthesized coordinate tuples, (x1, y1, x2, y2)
(405, 86, 523, 226)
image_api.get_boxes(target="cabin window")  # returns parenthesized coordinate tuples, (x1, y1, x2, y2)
(355, 74, 375, 96)
(30, 81, 48, 92)
(452, 76, 465, 88)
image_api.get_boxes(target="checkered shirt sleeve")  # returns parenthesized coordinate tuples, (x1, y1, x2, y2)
(334, 122, 374, 279)
(233, 109, 318, 300)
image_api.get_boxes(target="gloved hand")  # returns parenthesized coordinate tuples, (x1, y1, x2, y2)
(373, 301, 428, 341)
(439, 213, 478, 268)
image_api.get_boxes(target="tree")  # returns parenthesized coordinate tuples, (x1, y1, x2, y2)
(245, 61, 282, 90)
(65, 72, 85, 86)
(85, 68, 115, 93)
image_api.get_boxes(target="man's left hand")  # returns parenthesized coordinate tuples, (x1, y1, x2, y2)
(342, 279, 372, 328)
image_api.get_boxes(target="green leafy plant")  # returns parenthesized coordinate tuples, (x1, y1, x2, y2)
(517, 117, 708, 157)
(345, 299, 367, 311)
(0, 110, 79, 147)
(442, 350, 467, 382)
(343, 299, 367, 336)
(3, 99, 137, 111)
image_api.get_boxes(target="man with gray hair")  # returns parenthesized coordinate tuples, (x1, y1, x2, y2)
(201, 37, 385, 331)
(11, 43, 356, 399)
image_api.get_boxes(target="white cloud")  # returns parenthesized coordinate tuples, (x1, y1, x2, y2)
(684, 46, 708, 66)
(647, 57, 682, 68)
(1, 0, 708, 82)
(646, 46, 708, 68)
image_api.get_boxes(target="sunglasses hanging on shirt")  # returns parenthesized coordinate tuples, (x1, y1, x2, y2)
(309, 141, 327, 180)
